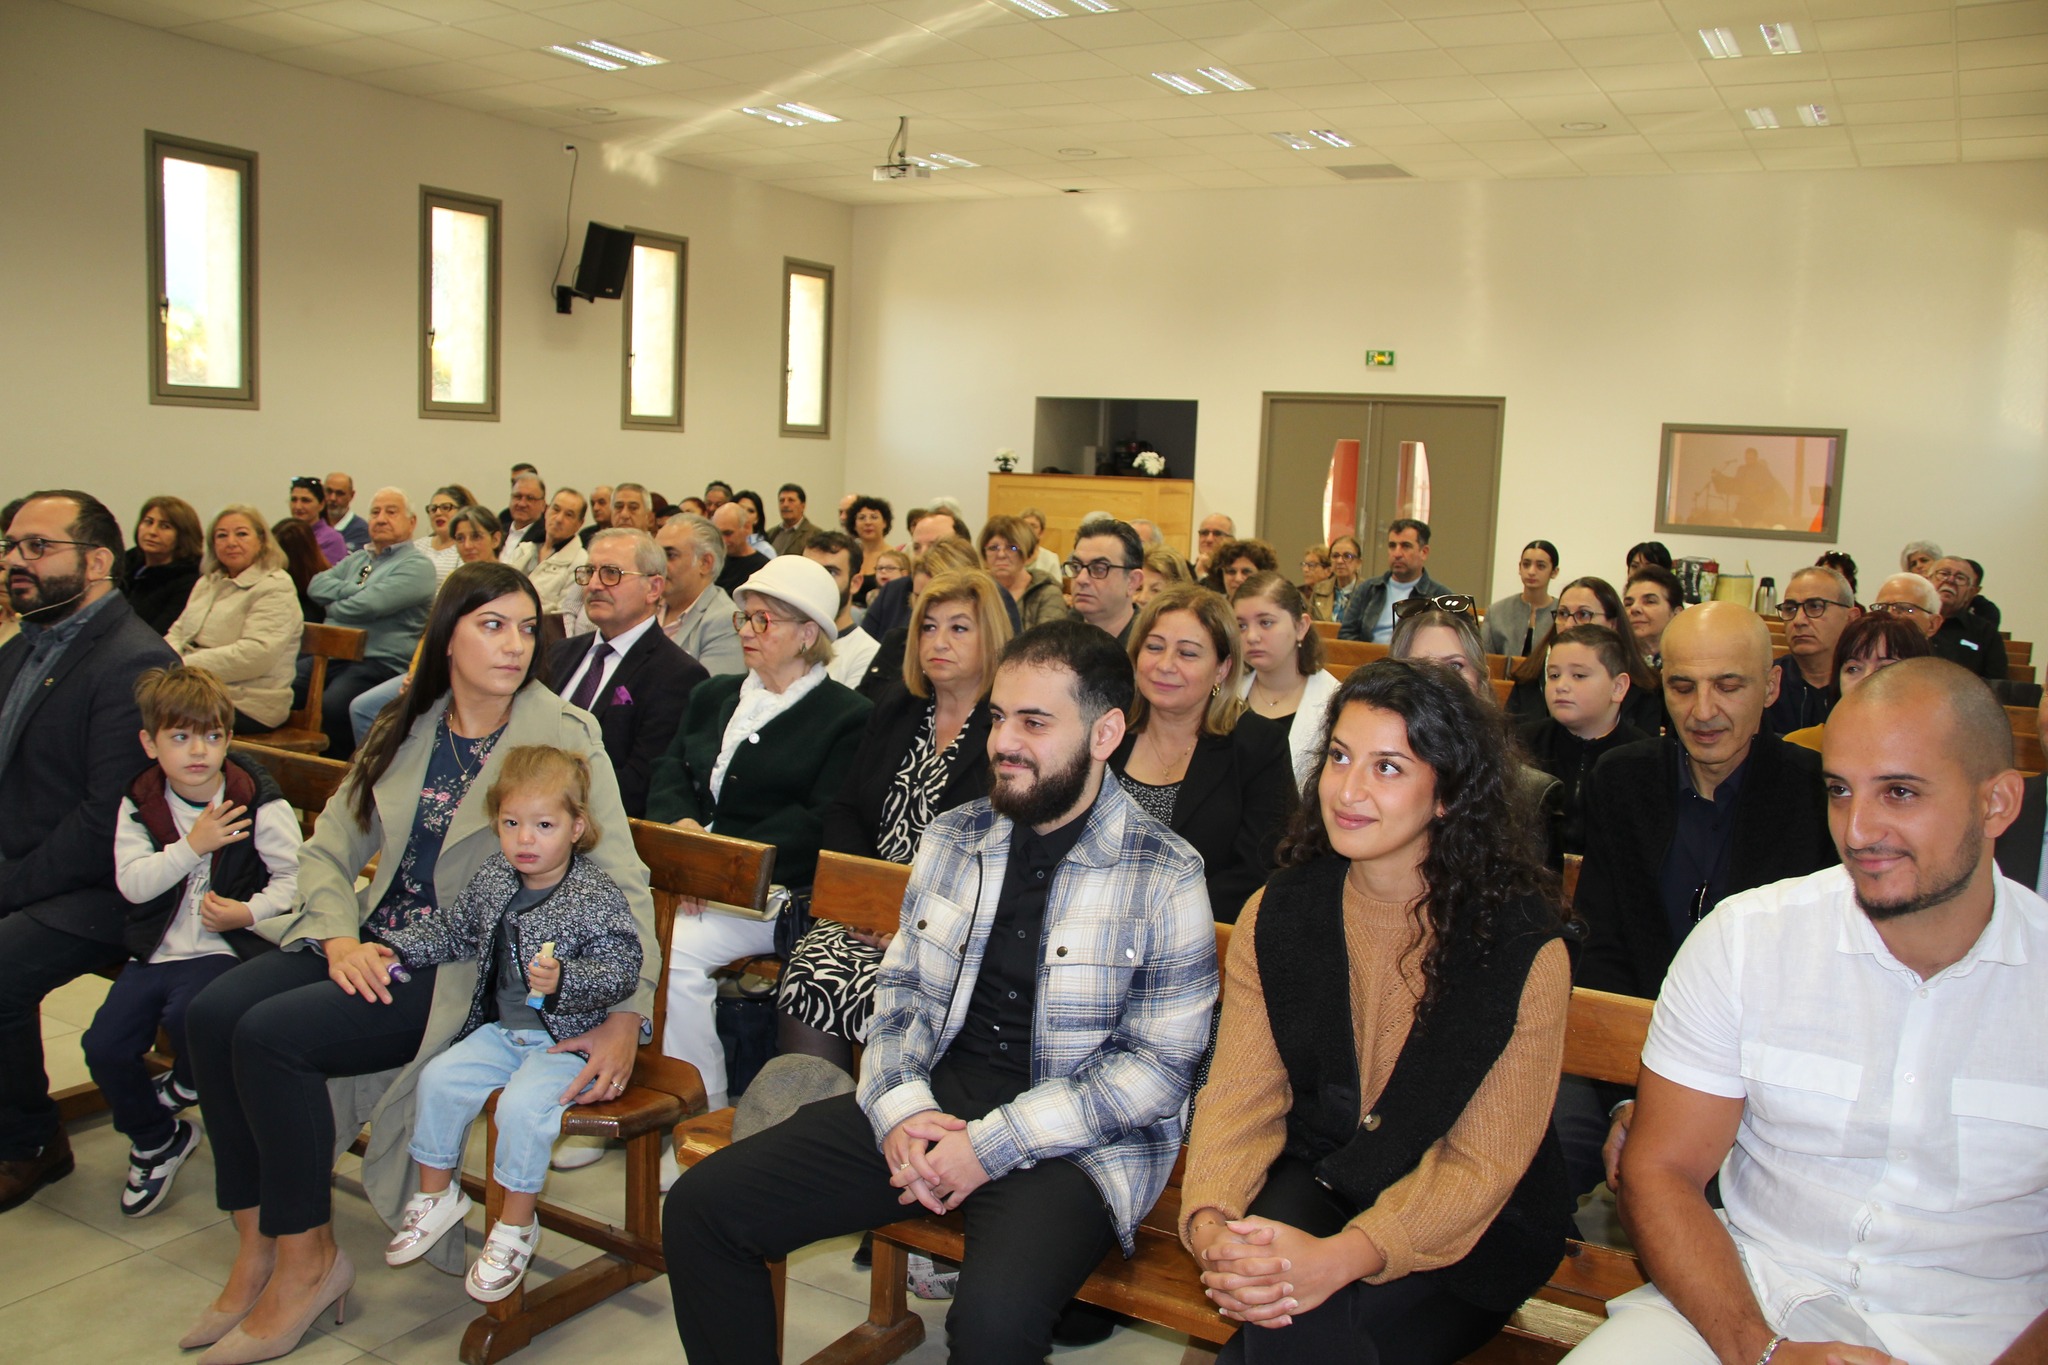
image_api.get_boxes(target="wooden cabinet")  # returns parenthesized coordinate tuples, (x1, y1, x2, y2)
(986, 474, 1195, 561)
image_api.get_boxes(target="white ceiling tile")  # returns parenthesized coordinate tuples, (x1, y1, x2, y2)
(1963, 88, 2048, 116)
(1606, 86, 1723, 113)
(1504, 92, 1624, 120)
(1714, 79, 1841, 108)
(1703, 52, 1831, 85)
(361, 59, 525, 91)
(1385, 0, 1524, 22)
(1036, 10, 1185, 46)
(1451, 42, 1578, 73)
(1964, 112, 2048, 136)
(1823, 44, 1958, 79)
(1853, 141, 1958, 165)
(1850, 118, 1960, 142)
(267, 41, 404, 74)
(1411, 11, 1552, 44)
(1567, 151, 1671, 173)
(167, 18, 306, 52)
(1803, 0, 1945, 19)
(1957, 1, 2048, 41)
(1443, 118, 1546, 138)
(522, 0, 676, 36)
(1306, 21, 1436, 56)
(1264, 0, 1407, 30)
(1845, 97, 1958, 123)
(1223, 56, 1361, 87)
(1374, 73, 1496, 101)
(377, 0, 518, 20)
(1342, 50, 1469, 79)
(1000, 49, 1128, 79)
(1589, 62, 1710, 91)
(691, 48, 851, 80)
(473, 47, 600, 77)
(1559, 34, 1697, 66)
(1814, 11, 1955, 49)
(209, 9, 363, 45)
(1753, 144, 1859, 168)
(693, 15, 844, 51)
(1418, 96, 1520, 120)
(384, 24, 517, 55)
(1646, 127, 1750, 149)
(1534, 2, 1671, 40)
(70, 0, 258, 23)
(949, 23, 1080, 58)
(1149, 1, 1286, 40)
(1479, 67, 1602, 96)
(1659, 148, 1762, 171)
(1961, 35, 2048, 68)
(1194, 30, 1333, 62)
(1289, 82, 1400, 108)
(456, 12, 593, 45)
(1832, 72, 1956, 102)
(1960, 63, 2048, 94)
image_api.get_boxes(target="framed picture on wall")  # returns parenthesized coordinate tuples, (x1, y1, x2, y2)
(1655, 423, 1847, 542)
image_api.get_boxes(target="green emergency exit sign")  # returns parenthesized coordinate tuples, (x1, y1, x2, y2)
(1366, 350, 1396, 366)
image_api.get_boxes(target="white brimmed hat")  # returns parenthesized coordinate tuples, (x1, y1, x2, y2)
(739, 554, 839, 638)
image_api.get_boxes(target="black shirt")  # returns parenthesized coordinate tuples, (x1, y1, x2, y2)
(1518, 716, 1649, 856)
(1657, 742, 1750, 951)
(1932, 612, 2008, 681)
(716, 551, 770, 595)
(1763, 653, 1833, 736)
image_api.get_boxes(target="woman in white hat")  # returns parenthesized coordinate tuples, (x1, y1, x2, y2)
(645, 555, 872, 1112)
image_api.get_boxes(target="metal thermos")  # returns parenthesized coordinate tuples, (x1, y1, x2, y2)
(1754, 577, 1776, 616)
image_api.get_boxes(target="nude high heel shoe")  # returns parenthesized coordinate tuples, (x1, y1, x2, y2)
(199, 1249, 354, 1365)
(178, 1303, 253, 1351)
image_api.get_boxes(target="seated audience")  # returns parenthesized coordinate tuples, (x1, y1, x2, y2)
(448, 506, 503, 563)
(1130, 518, 1167, 552)
(734, 490, 777, 559)
(288, 476, 346, 567)
(507, 488, 588, 611)
(1231, 572, 1341, 789)
(653, 512, 743, 677)
(857, 539, 990, 689)
(1927, 556, 2008, 680)
(1327, 534, 1364, 622)
(768, 483, 817, 556)
(712, 502, 769, 594)
(322, 472, 369, 553)
(665, 620, 1218, 1365)
(1518, 625, 1649, 857)
(271, 517, 329, 623)
(1565, 660, 2045, 1365)
(494, 462, 536, 529)
(1484, 539, 1560, 658)
(873, 547, 910, 589)
(549, 529, 705, 819)
(1622, 564, 1684, 669)
(802, 530, 881, 688)
(1182, 660, 1571, 1365)
(304, 488, 438, 759)
(1964, 556, 2001, 629)
(1780, 612, 1934, 753)
(1196, 512, 1236, 578)
(1110, 583, 1297, 922)
(1209, 537, 1278, 597)
(1018, 507, 1063, 582)
(703, 480, 732, 512)
(1899, 538, 1942, 577)
(0, 490, 178, 1211)
(673, 495, 706, 520)
(1139, 546, 1191, 607)
(125, 495, 205, 634)
(1066, 517, 1147, 644)
(1507, 576, 1662, 735)
(410, 485, 474, 586)
(1762, 564, 1860, 736)
(499, 472, 546, 558)
(1338, 519, 1450, 644)
(581, 485, 612, 547)
(776, 570, 1011, 1073)
(646, 555, 871, 1111)
(1625, 541, 1671, 574)
(848, 494, 895, 606)
(167, 506, 305, 734)
(1994, 693, 2046, 895)
(1566, 604, 1835, 1195)
(1297, 544, 1334, 621)
(609, 483, 655, 534)
(980, 514, 1070, 631)
(1813, 549, 1858, 597)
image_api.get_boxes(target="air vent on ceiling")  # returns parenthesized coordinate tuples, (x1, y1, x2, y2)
(1329, 163, 1413, 181)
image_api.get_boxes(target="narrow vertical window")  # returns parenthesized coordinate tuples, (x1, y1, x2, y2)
(420, 188, 500, 419)
(782, 259, 832, 436)
(147, 132, 257, 408)
(623, 233, 686, 430)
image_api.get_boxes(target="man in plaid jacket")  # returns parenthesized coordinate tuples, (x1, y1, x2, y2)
(666, 620, 1219, 1364)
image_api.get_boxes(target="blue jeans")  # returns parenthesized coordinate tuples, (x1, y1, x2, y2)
(408, 1025, 585, 1195)
(348, 673, 408, 746)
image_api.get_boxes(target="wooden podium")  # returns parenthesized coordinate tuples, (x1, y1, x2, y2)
(986, 473, 1195, 561)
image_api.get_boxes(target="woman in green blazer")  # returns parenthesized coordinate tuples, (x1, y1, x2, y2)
(645, 554, 870, 1111)
(181, 563, 659, 1362)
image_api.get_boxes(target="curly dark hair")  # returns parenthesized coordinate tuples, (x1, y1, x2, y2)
(848, 494, 894, 538)
(1279, 659, 1558, 1017)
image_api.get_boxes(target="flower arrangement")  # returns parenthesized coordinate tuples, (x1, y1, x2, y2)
(994, 448, 1018, 473)
(1133, 450, 1165, 477)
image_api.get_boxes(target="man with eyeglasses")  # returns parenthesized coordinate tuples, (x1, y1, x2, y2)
(1764, 566, 1861, 736)
(1926, 557, 2009, 683)
(323, 471, 369, 554)
(499, 473, 547, 562)
(1064, 518, 1146, 645)
(1869, 573, 1944, 642)
(1192, 513, 1234, 579)
(546, 530, 704, 819)
(0, 491, 178, 1210)
(1337, 518, 1453, 644)
(303, 487, 436, 759)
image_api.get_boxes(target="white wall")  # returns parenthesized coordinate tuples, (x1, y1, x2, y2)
(843, 163, 2048, 655)
(1, 0, 853, 530)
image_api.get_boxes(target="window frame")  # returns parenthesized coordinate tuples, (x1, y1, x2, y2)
(621, 229, 688, 432)
(145, 130, 258, 409)
(780, 258, 833, 438)
(418, 186, 502, 421)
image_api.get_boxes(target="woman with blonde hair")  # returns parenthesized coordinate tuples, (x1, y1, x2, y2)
(979, 514, 1069, 630)
(166, 506, 305, 733)
(1138, 547, 1191, 606)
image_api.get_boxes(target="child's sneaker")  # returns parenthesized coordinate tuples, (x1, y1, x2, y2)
(467, 1219, 540, 1302)
(153, 1072, 200, 1115)
(384, 1188, 472, 1265)
(120, 1120, 200, 1217)
(906, 1251, 959, 1300)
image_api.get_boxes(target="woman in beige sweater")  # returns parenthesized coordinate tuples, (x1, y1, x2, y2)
(166, 505, 305, 732)
(1181, 659, 1572, 1364)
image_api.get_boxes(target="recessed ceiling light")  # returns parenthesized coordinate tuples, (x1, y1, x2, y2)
(1071, 0, 1119, 11)
(1308, 129, 1352, 148)
(1560, 121, 1606, 132)
(544, 45, 625, 71)
(576, 107, 617, 117)
(1759, 23, 1802, 55)
(1745, 107, 1780, 129)
(742, 106, 811, 128)
(577, 40, 665, 67)
(925, 152, 978, 168)
(1698, 27, 1741, 59)
(774, 101, 840, 123)
(1007, 0, 1064, 16)
(1059, 147, 1097, 157)
(1272, 132, 1317, 150)
(1151, 72, 1209, 95)
(1796, 103, 1829, 126)
(1195, 66, 1254, 91)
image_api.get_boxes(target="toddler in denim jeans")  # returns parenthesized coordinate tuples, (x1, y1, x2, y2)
(377, 745, 642, 1302)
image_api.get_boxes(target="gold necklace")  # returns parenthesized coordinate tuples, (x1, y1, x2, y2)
(1143, 725, 1196, 778)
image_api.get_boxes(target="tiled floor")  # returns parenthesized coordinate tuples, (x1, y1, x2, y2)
(18, 974, 1192, 1365)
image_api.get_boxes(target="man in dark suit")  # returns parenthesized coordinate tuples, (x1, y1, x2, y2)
(548, 528, 705, 818)
(0, 490, 178, 1208)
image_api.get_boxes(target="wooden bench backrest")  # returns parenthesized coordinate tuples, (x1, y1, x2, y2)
(1325, 640, 1389, 670)
(1561, 987, 1653, 1088)
(286, 623, 367, 737)
(2011, 705, 2045, 775)
(1312, 620, 1339, 639)
(230, 741, 350, 837)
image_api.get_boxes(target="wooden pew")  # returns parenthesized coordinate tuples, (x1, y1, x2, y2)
(677, 852, 1651, 1365)
(262, 623, 368, 755)
(2009, 706, 2045, 775)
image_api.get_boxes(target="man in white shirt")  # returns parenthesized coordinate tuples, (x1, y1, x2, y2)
(499, 473, 546, 560)
(803, 531, 878, 689)
(653, 513, 743, 676)
(1567, 659, 2046, 1365)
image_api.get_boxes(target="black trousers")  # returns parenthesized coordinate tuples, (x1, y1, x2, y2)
(0, 912, 125, 1158)
(664, 1089, 1117, 1365)
(1217, 1157, 1509, 1365)
(81, 952, 240, 1152)
(185, 948, 437, 1236)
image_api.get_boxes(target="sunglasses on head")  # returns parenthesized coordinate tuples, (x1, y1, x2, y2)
(1392, 594, 1477, 621)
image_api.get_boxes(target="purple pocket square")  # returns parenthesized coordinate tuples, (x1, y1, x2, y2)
(611, 685, 634, 706)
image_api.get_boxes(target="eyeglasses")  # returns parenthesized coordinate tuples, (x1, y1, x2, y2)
(0, 536, 92, 562)
(984, 542, 1022, 559)
(732, 609, 795, 634)
(1064, 557, 1135, 581)
(1392, 594, 1477, 621)
(1329, 550, 1359, 561)
(1555, 605, 1610, 626)
(424, 502, 459, 515)
(1928, 567, 1975, 586)
(1868, 601, 1931, 618)
(573, 564, 654, 588)
(1778, 597, 1853, 620)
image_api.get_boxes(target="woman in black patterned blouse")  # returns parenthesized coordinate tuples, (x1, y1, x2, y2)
(775, 571, 1013, 1071)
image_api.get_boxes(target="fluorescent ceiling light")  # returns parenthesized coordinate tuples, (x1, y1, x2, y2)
(1698, 27, 1741, 59)
(1071, 0, 1119, 11)
(742, 106, 810, 127)
(1007, 0, 1064, 16)
(1196, 66, 1254, 91)
(1745, 107, 1780, 129)
(1272, 132, 1316, 150)
(1152, 72, 1209, 94)
(575, 40, 666, 67)
(1796, 103, 1829, 126)
(1308, 129, 1352, 148)
(1759, 23, 1801, 55)
(544, 45, 625, 71)
(775, 101, 840, 123)
(925, 152, 978, 168)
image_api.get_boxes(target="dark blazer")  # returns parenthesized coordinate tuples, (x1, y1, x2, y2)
(1111, 711, 1298, 923)
(1574, 733, 1833, 1000)
(0, 593, 179, 944)
(546, 624, 706, 819)
(1996, 774, 2046, 891)
(122, 549, 202, 636)
(822, 686, 992, 858)
(645, 672, 872, 889)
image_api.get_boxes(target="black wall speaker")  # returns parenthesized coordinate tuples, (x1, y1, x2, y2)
(572, 222, 634, 300)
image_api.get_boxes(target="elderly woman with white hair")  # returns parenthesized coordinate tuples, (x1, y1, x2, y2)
(1898, 539, 1942, 577)
(645, 555, 872, 1112)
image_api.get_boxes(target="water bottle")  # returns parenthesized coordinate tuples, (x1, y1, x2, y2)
(1754, 576, 1776, 617)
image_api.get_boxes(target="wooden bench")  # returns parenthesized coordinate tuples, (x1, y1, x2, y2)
(261, 623, 368, 755)
(676, 851, 1652, 1365)
(2008, 706, 2045, 775)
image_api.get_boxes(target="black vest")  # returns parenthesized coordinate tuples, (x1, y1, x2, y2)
(122, 753, 284, 962)
(1256, 855, 1571, 1312)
